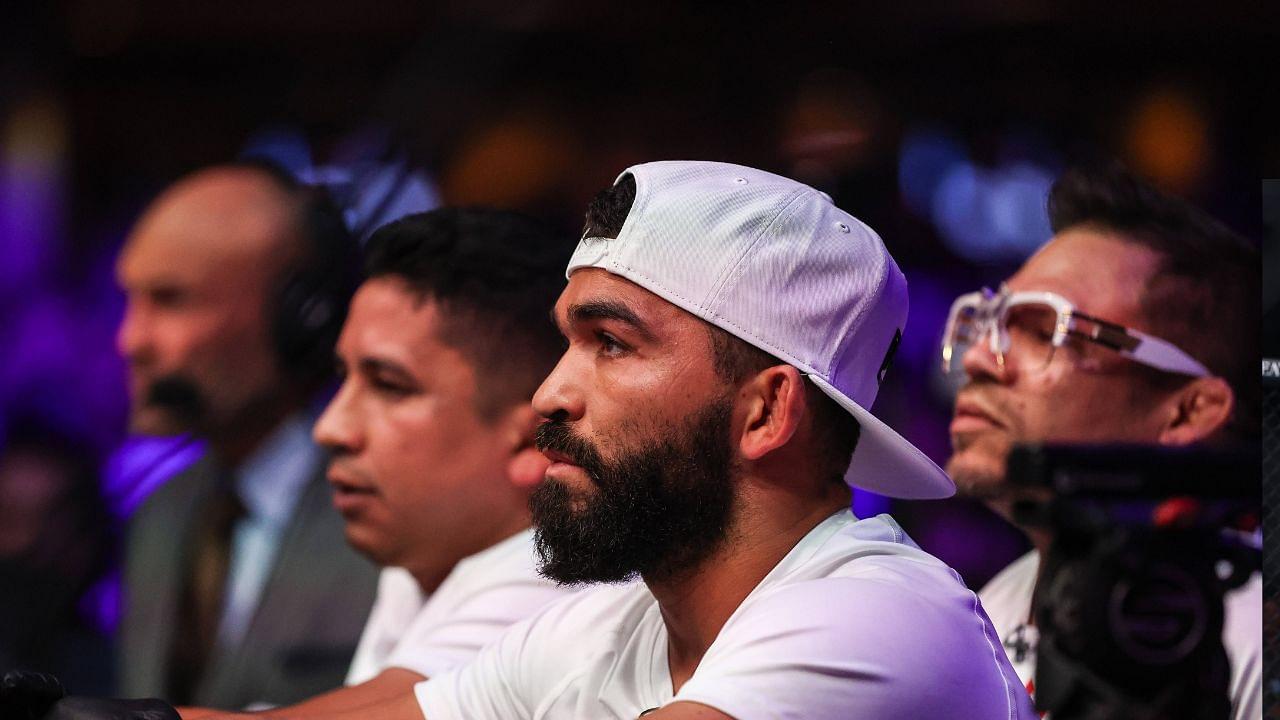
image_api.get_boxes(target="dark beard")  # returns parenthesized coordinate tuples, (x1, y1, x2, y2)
(530, 399, 736, 586)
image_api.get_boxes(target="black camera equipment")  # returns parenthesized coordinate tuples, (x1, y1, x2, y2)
(1007, 443, 1259, 720)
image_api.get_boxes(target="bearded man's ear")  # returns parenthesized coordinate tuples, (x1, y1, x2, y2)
(736, 364, 806, 462)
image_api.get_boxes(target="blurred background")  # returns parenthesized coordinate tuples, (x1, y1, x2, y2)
(0, 0, 1273, 694)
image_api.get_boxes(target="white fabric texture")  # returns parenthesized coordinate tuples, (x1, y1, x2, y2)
(345, 528, 572, 684)
(979, 549, 1262, 719)
(416, 510, 1036, 719)
(566, 160, 952, 500)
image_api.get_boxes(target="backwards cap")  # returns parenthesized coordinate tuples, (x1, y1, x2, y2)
(567, 160, 953, 499)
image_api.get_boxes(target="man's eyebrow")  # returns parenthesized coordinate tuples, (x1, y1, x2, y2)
(566, 300, 656, 341)
(357, 356, 417, 384)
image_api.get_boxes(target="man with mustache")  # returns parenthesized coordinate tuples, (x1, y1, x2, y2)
(115, 162, 379, 708)
(943, 163, 1261, 718)
(321, 161, 1034, 719)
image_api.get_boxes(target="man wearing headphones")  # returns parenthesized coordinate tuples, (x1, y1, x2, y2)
(114, 163, 378, 709)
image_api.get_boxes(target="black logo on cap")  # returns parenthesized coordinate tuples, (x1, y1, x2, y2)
(877, 329, 902, 384)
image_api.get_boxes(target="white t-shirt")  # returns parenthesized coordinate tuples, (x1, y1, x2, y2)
(345, 529, 572, 683)
(979, 550, 1262, 720)
(416, 510, 1037, 719)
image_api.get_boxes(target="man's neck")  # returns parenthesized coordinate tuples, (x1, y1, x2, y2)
(646, 488, 849, 693)
(985, 495, 1053, 615)
(408, 512, 534, 596)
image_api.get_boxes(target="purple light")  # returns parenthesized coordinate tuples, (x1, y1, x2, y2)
(898, 129, 968, 218)
(931, 162, 990, 261)
(0, 152, 63, 296)
(898, 126, 1059, 264)
(931, 161, 1054, 263)
(989, 163, 1054, 255)
(79, 568, 122, 635)
(899, 271, 957, 373)
(240, 125, 315, 178)
(852, 490, 891, 519)
(103, 436, 205, 518)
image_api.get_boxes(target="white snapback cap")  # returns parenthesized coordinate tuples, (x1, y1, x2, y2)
(567, 160, 954, 499)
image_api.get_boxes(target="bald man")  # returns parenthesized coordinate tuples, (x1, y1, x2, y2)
(115, 163, 378, 710)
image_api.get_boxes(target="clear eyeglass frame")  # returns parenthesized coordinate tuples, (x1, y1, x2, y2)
(940, 284, 1210, 378)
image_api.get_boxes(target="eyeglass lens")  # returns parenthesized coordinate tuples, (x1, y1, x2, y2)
(945, 300, 1060, 374)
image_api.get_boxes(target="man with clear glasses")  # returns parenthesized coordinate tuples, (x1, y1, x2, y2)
(942, 161, 1261, 718)
(943, 285, 1212, 381)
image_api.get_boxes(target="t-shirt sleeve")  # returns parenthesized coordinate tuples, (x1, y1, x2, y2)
(672, 576, 1032, 720)
(413, 611, 544, 720)
(346, 568, 423, 685)
(386, 569, 569, 680)
(416, 581, 648, 720)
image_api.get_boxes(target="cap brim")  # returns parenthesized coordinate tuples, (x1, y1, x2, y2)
(807, 374, 955, 500)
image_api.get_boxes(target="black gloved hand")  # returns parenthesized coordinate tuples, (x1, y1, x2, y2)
(43, 696, 180, 720)
(1, 669, 66, 720)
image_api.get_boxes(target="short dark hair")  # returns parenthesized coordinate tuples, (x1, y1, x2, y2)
(363, 208, 573, 421)
(1047, 161, 1260, 439)
(584, 176, 860, 483)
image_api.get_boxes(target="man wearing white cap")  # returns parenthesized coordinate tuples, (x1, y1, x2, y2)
(330, 160, 1029, 720)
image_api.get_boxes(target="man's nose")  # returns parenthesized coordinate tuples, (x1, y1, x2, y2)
(532, 353, 586, 422)
(313, 381, 363, 453)
(959, 325, 1009, 383)
(116, 302, 150, 363)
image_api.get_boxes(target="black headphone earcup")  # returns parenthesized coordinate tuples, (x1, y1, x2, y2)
(272, 269, 346, 376)
(268, 178, 360, 379)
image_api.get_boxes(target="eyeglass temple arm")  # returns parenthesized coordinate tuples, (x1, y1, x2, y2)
(1067, 311, 1141, 353)
(1068, 310, 1209, 377)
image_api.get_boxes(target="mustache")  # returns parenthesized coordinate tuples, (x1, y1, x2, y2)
(954, 382, 1014, 428)
(145, 375, 206, 418)
(535, 420, 606, 482)
(324, 457, 374, 487)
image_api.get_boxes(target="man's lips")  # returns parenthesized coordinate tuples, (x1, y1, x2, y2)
(538, 447, 595, 490)
(951, 396, 1004, 434)
(328, 469, 377, 511)
(539, 447, 580, 469)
